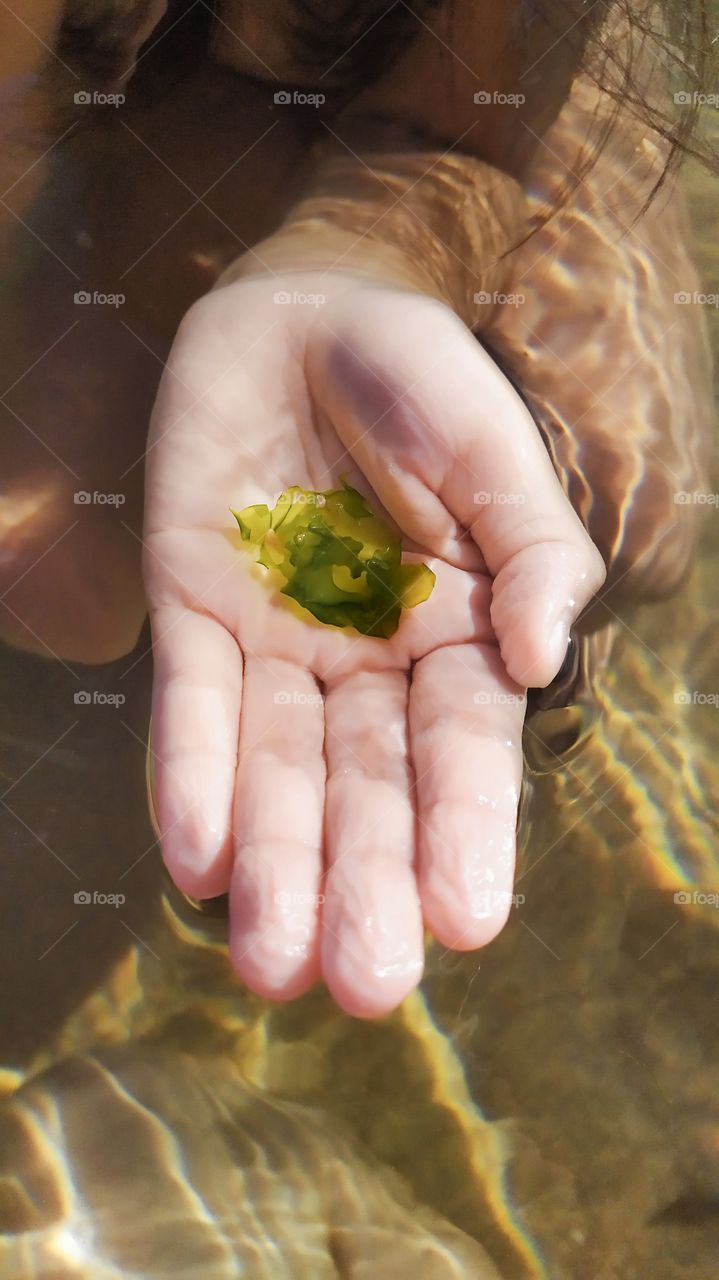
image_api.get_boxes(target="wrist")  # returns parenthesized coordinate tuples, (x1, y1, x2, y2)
(216, 147, 527, 328)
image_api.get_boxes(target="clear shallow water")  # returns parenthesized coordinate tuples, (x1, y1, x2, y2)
(3, 572, 719, 1279)
(1, 76, 719, 1280)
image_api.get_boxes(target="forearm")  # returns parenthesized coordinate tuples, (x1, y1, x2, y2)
(214, 0, 597, 322)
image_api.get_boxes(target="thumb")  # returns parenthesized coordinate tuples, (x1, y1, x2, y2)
(309, 289, 606, 687)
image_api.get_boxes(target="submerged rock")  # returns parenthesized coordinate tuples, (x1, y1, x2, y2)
(0, 1048, 500, 1279)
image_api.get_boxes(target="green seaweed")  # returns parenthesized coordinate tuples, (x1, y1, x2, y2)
(232, 481, 435, 638)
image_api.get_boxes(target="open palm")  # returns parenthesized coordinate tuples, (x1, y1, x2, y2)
(144, 273, 604, 1017)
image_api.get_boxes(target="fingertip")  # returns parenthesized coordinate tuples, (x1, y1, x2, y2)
(320, 869, 425, 1019)
(418, 806, 516, 953)
(423, 889, 512, 953)
(154, 750, 236, 894)
(229, 922, 321, 1003)
(163, 846, 233, 902)
(228, 841, 322, 1001)
(230, 943, 320, 1003)
(494, 609, 569, 690)
(491, 539, 606, 688)
(322, 950, 424, 1020)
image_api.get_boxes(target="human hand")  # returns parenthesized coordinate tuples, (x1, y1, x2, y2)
(144, 271, 604, 1016)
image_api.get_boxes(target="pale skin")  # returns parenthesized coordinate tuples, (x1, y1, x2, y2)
(144, 270, 605, 1017)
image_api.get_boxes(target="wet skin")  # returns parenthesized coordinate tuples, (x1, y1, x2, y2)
(145, 272, 603, 1015)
